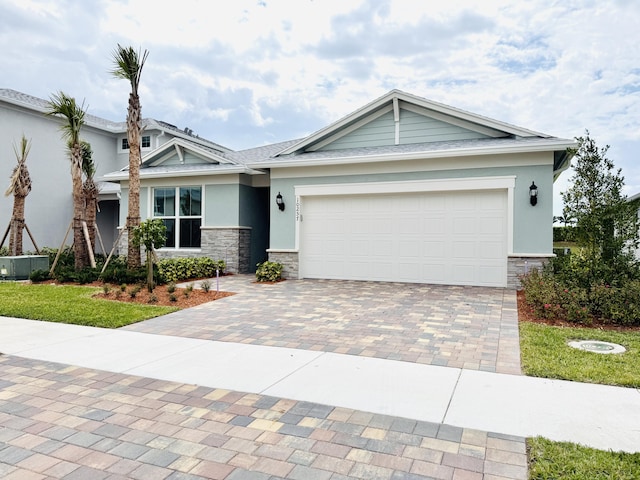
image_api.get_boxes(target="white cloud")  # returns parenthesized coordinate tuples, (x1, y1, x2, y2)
(1, 0, 639, 212)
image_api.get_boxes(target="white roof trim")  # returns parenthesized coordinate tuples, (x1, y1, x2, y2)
(102, 166, 265, 181)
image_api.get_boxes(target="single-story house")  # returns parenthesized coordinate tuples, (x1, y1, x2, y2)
(1, 88, 575, 288)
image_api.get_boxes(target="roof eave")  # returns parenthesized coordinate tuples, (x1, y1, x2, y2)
(252, 139, 577, 169)
(101, 166, 264, 182)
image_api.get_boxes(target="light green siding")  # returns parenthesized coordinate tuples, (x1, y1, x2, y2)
(321, 111, 396, 150)
(399, 109, 489, 144)
(318, 108, 491, 151)
(204, 184, 239, 225)
(159, 152, 216, 166)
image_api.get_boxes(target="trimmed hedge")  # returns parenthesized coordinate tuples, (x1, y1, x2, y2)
(157, 257, 226, 282)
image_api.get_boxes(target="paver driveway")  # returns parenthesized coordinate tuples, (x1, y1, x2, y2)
(125, 276, 521, 375)
(1, 277, 528, 479)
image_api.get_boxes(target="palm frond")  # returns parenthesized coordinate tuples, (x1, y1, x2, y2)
(80, 140, 96, 178)
(5, 135, 32, 197)
(46, 91, 86, 145)
(111, 44, 149, 95)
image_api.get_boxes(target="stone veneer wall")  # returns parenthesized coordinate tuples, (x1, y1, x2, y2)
(267, 250, 299, 279)
(201, 227, 251, 274)
(118, 227, 252, 274)
(507, 256, 552, 289)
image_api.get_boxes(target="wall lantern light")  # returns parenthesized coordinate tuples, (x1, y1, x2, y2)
(276, 192, 285, 211)
(529, 181, 538, 206)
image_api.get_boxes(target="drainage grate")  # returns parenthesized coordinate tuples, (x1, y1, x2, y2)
(567, 340, 626, 354)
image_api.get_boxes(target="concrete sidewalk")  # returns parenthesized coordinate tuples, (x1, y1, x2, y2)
(1, 317, 639, 454)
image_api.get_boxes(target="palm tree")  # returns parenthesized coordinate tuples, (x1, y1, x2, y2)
(81, 141, 100, 254)
(4, 135, 32, 256)
(111, 44, 149, 269)
(46, 91, 90, 270)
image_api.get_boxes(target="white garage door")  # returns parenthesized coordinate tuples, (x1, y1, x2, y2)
(299, 190, 507, 287)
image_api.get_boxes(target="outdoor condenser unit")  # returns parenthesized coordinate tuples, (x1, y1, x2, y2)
(0, 255, 49, 281)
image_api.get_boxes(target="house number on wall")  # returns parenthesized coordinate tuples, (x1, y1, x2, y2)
(296, 197, 301, 222)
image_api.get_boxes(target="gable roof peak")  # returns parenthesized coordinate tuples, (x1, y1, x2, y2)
(275, 89, 551, 156)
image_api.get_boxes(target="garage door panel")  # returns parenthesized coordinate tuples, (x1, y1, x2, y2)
(423, 241, 446, 258)
(300, 190, 507, 287)
(479, 242, 504, 259)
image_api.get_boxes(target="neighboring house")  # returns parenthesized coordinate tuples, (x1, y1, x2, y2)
(1, 88, 575, 287)
(0, 88, 228, 255)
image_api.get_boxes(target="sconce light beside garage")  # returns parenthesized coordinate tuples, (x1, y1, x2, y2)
(529, 181, 538, 206)
(276, 192, 285, 211)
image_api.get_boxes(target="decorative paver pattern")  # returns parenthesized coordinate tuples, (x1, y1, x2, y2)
(126, 276, 521, 375)
(0, 355, 528, 479)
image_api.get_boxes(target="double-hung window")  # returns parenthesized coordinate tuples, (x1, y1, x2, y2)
(153, 187, 202, 248)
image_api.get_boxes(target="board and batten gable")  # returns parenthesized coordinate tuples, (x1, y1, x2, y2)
(315, 104, 497, 152)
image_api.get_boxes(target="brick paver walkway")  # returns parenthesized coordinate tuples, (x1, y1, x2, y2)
(126, 276, 521, 374)
(0, 355, 528, 480)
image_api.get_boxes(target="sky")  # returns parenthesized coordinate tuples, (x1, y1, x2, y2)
(1, 0, 639, 214)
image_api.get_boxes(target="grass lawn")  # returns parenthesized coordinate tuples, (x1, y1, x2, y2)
(0, 283, 177, 328)
(520, 305, 640, 477)
(519, 321, 640, 388)
(528, 437, 640, 479)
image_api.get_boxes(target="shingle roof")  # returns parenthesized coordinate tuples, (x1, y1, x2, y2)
(246, 136, 575, 168)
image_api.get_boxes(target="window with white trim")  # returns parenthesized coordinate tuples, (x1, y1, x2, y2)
(153, 186, 202, 248)
(120, 135, 151, 152)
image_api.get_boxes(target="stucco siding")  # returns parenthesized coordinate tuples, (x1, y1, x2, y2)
(204, 184, 239, 226)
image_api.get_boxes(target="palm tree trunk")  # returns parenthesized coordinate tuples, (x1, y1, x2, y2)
(8, 197, 25, 256)
(83, 181, 98, 254)
(71, 145, 89, 270)
(126, 93, 142, 269)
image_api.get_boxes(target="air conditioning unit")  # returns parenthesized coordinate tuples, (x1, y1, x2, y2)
(0, 255, 49, 280)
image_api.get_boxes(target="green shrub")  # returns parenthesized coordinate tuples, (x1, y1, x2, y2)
(75, 268, 98, 284)
(166, 282, 176, 294)
(256, 261, 283, 282)
(100, 257, 149, 285)
(553, 226, 576, 242)
(200, 279, 211, 293)
(29, 269, 51, 283)
(128, 285, 142, 299)
(521, 269, 640, 327)
(157, 257, 226, 282)
(590, 281, 640, 326)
